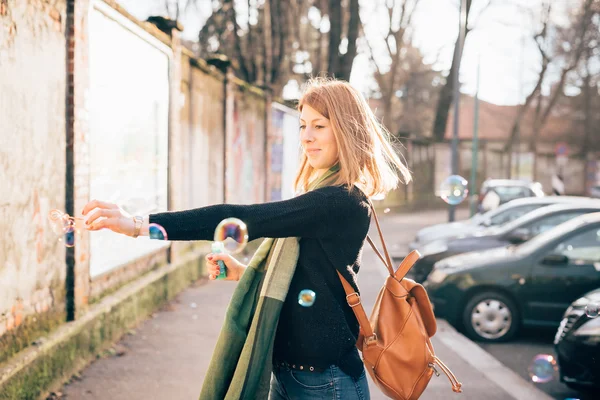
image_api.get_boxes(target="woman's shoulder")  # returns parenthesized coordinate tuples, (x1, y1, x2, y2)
(313, 185, 370, 212)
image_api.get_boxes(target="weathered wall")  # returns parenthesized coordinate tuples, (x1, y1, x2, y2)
(0, 0, 67, 347)
(186, 57, 226, 210)
(226, 80, 267, 204)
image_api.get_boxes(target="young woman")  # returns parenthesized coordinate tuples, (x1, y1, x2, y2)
(82, 77, 411, 400)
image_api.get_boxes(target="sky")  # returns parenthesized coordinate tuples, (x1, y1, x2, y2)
(116, 0, 581, 106)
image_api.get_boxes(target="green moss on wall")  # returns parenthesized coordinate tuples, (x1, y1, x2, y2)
(0, 310, 65, 366)
(0, 256, 205, 400)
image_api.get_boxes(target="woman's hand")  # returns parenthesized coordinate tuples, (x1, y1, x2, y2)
(82, 199, 135, 237)
(205, 253, 246, 281)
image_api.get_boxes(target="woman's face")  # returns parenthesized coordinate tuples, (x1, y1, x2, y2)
(300, 104, 339, 172)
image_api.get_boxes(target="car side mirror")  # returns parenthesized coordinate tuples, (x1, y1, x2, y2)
(506, 228, 531, 244)
(542, 254, 569, 266)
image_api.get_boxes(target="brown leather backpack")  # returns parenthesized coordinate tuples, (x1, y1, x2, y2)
(337, 206, 462, 400)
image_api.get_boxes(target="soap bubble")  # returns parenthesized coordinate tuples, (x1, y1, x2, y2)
(384, 208, 391, 214)
(47, 209, 83, 248)
(585, 303, 599, 318)
(298, 289, 316, 307)
(213, 218, 248, 254)
(148, 223, 168, 240)
(528, 354, 557, 383)
(439, 175, 469, 205)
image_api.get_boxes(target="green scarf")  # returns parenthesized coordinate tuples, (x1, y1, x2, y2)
(199, 164, 340, 400)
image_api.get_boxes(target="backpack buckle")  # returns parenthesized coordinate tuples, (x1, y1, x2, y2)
(365, 333, 378, 346)
(346, 292, 361, 307)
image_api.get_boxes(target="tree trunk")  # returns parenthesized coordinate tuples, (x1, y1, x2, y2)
(327, 0, 342, 78)
(431, 0, 473, 142)
(340, 0, 360, 81)
(263, 0, 272, 85)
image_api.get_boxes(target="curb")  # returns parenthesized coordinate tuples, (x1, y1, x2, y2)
(435, 320, 553, 400)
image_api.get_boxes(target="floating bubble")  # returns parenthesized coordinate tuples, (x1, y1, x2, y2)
(47, 209, 83, 247)
(64, 231, 75, 248)
(439, 175, 469, 205)
(298, 289, 316, 307)
(528, 354, 558, 383)
(384, 208, 391, 214)
(585, 303, 600, 318)
(148, 223, 168, 240)
(213, 218, 248, 254)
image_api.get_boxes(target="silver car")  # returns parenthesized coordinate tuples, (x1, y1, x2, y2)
(409, 196, 596, 252)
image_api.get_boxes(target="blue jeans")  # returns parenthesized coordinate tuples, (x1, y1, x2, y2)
(269, 364, 370, 400)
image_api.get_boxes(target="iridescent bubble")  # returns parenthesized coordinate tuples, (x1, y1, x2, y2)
(528, 354, 558, 383)
(213, 218, 248, 254)
(47, 209, 83, 247)
(439, 175, 469, 205)
(298, 289, 316, 307)
(585, 303, 600, 318)
(64, 230, 75, 248)
(148, 223, 168, 240)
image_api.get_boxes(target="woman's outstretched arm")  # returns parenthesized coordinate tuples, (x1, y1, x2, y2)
(82, 186, 354, 241)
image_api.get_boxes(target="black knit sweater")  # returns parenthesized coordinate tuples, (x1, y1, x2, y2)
(149, 185, 371, 378)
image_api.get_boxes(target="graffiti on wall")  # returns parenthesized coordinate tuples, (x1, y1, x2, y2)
(227, 92, 266, 204)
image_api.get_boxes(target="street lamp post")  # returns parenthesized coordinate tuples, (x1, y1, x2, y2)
(470, 55, 480, 217)
(449, 0, 468, 222)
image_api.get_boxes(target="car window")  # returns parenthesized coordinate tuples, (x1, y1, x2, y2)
(551, 228, 600, 263)
(494, 186, 531, 202)
(489, 204, 541, 226)
(521, 212, 586, 236)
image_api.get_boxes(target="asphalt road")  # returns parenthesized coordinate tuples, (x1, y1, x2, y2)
(477, 321, 593, 400)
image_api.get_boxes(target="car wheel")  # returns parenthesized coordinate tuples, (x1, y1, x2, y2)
(462, 291, 519, 342)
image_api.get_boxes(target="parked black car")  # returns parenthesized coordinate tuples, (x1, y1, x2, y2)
(554, 288, 600, 390)
(412, 202, 600, 282)
(423, 212, 600, 342)
(409, 196, 594, 251)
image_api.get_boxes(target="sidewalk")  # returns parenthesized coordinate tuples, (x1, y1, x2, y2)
(60, 208, 551, 400)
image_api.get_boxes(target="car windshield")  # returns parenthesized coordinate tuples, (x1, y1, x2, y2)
(494, 205, 586, 236)
(488, 204, 543, 226)
(476, 200, 538, 226)
(492, 186, 532, 202)
(515, 218, 592, 255)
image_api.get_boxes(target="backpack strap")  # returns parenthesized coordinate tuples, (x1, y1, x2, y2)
(336, 270, 378, 346)
(366, 202, 394, 276)
(336, 202, 420, 346)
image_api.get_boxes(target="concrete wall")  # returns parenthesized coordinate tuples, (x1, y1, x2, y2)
(0, 0, 299, 360)
(226, 80, 268, 204)
(0, 0, 67, 349)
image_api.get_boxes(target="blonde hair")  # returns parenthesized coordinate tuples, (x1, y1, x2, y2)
(294, 77, 412, 197)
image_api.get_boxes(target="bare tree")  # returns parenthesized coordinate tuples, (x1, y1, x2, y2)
(364, 0, 422, 133)
(325, 0, 361, 81)
(193, 0, 293, 93)
(430, 0, 474, 142)
(505, 0, 597, 177)
(287, 0, 362, 81)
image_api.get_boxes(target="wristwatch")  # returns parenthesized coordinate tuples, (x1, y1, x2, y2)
(132, 216, 143, 238)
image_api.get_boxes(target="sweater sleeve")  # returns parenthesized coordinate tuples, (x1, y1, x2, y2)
(149, 187, 341, 241)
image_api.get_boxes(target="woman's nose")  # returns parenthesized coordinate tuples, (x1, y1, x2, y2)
(301, 128, 315, 143)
